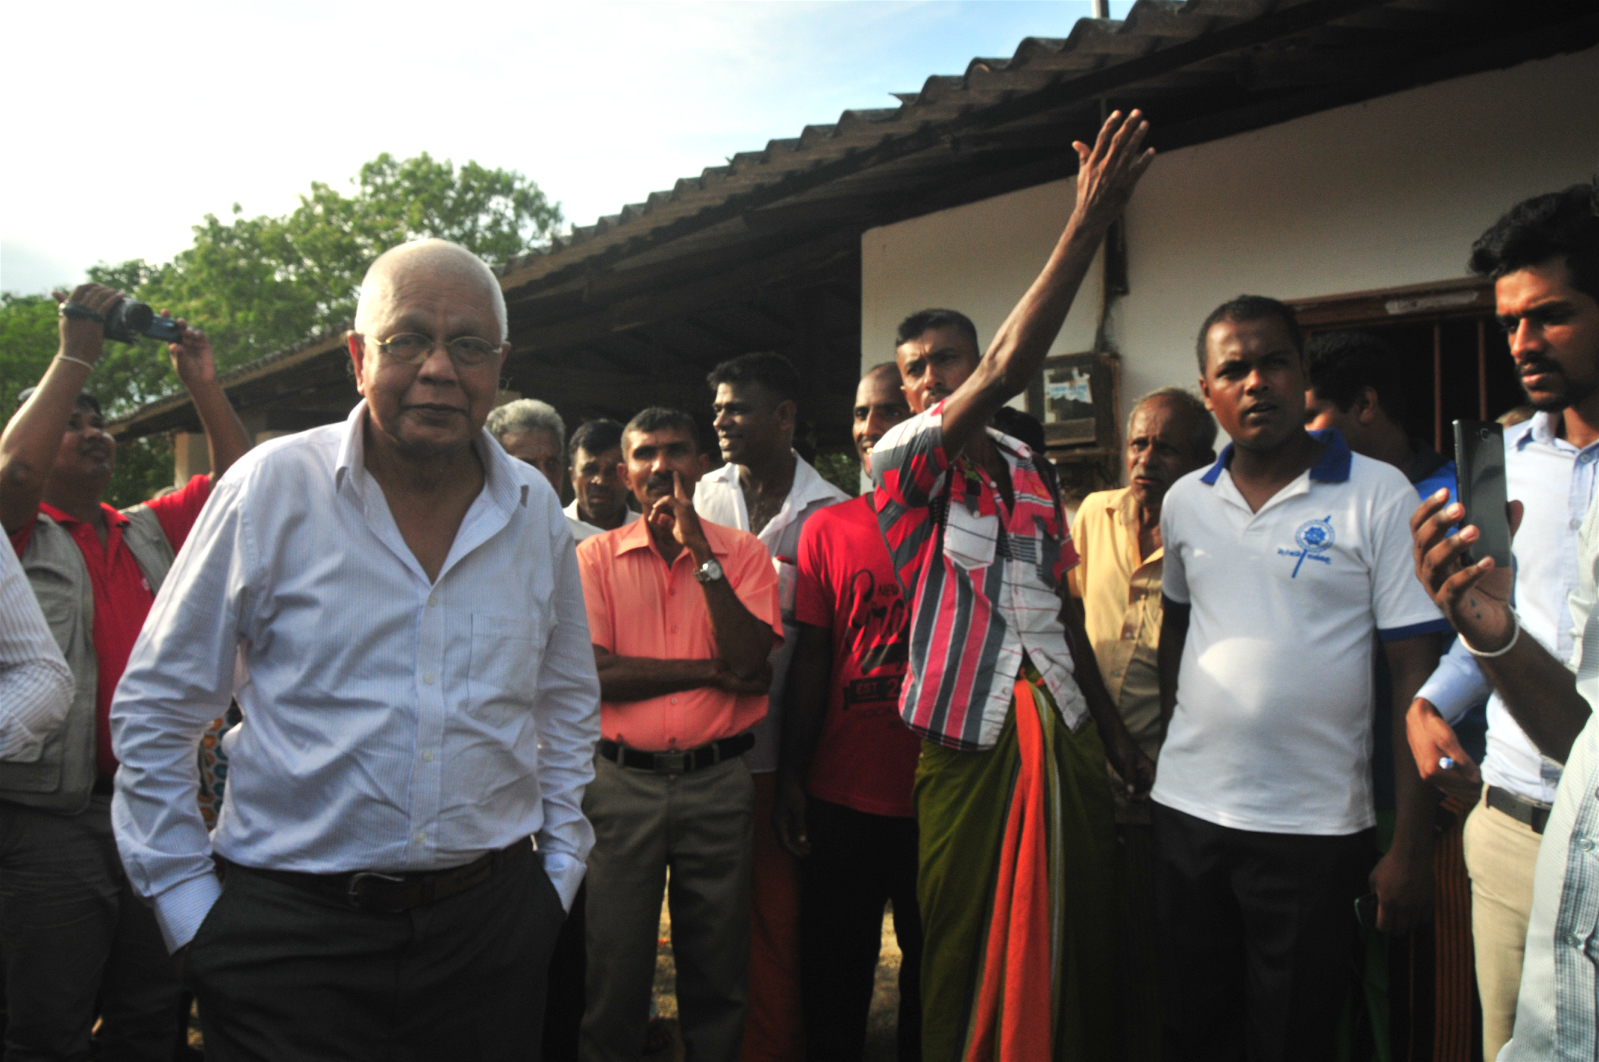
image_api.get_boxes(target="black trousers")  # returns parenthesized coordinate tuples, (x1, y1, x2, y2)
(0, 795, 182, 1062)
(798, 797, 922, 1062)
(1151, 802, 1373, 1062)
(186, 843, 566, 1062)
(541, 881, 585, 1062)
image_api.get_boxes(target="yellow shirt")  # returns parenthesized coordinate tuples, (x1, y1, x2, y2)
(1069, 487, 1166, 823)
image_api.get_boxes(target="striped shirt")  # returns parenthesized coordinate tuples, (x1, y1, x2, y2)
(0, 539, 72, 762)
(871, 402, 1086, 751)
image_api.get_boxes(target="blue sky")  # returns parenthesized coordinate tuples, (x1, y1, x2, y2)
(0, 1, 1111, 294)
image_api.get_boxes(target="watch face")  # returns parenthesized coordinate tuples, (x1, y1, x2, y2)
(697, 558, 724, 582)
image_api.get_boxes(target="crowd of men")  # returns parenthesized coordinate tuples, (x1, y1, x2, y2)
(1, 107, 1598, 1062)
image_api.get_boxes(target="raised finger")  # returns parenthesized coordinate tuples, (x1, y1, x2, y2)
(1091, 110, 1124, 161)
(1409, 489, 1452, 536)
(1107, 110, 1146, 157)
(1435, 556, 1493, 609)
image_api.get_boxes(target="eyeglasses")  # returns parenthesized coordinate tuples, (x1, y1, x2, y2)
(365, 333, 501, 367)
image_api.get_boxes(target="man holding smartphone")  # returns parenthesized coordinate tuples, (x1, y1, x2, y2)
(1403, 183, 1599, 1062)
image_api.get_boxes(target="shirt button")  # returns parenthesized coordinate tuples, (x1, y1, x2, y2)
(1583, 838, 1595, 853)
(1573, 519, 1584, 530)
(414, 830, 426, 845)
(1582, 453, 1594, 464)
(428, 594, 439, 608)
(670, 696, 679, 704)
(423, 673, 436, 686)
(422, 749, 434, 763)
(671, 625, 679, 634)
(1572, 932, 1586, 948)
(668, 588, 676, 596)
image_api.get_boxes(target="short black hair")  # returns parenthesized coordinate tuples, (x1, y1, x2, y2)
(568, 418, 625, 464)
(895, 309, 980, 356)
(15, 387, 100, 416)
(1469, 182, 1599, 302)
(1195, 295, 1303, 375)
(623, 407, 700, 455)
(1304, 331, 1408, 424)
(705, 351, 801, 406)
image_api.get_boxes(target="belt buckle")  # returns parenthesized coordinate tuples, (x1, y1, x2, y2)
(347, 870, 406, 910)
(655, 750, 688, 774)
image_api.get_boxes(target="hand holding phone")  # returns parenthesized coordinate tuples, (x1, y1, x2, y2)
(1453, 420, 1512, 568)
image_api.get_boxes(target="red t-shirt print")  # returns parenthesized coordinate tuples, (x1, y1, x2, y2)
(10, 475, 214, 779)
(794, 496, 922, 819)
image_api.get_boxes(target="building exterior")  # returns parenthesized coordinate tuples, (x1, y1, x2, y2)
(108, 0, 1599, 495)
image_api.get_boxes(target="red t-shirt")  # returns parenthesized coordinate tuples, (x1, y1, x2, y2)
(793, 495, 921, 818)
(10, 475, 213, 779)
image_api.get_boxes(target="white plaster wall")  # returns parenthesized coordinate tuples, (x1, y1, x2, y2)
(862, 45, 1599, 418)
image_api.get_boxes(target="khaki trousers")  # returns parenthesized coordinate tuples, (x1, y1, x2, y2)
(581, 754, 755, 1062)
(1462, 794, 1543, 1062)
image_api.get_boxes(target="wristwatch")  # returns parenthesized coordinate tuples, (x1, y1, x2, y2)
(694, 558, 725, 584)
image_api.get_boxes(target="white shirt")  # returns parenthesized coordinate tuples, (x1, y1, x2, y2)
(1500, 491, 1599, 1060)
(694, 453, 848, 772)
(111, 403, 601, 951)
(1416, 413, 1599, 805)
(1155, 431, 1448, 834)
(0, 540, 73, 762)
(564, 499, 638, 544)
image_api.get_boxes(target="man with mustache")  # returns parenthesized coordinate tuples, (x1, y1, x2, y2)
(773, 361, 922, 1062)
(1402, 183, 1599, 1062)
(692, 351, 847, 1062)
(1067, 386, 1215, 1062)
(1154, 295, 1447, 1061)
(870, 111, 1156, 1061)
(577, 407, 783, 1062)
(0, 284, 250, 1059)
(566, 418, 639, 533)
(110, 240, 600, 1058)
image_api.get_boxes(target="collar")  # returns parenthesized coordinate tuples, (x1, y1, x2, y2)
(1518, 411, 1569, 451)
(609, 509, 733, 561)
(333, 400, 519, 515)
(1199, 429, 1352, 486)
(700, 451, 845, 526)
(38, 499, 126, 530)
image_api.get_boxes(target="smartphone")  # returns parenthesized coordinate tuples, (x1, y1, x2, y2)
(1453, 420, 1512, 568)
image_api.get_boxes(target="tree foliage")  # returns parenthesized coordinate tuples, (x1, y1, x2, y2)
(0, 153, 560, 507)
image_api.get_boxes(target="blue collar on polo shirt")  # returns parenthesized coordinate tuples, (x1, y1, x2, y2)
(1199, 429, 1352, 486)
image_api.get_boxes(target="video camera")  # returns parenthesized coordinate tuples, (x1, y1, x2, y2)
(102, 299, 183, 344)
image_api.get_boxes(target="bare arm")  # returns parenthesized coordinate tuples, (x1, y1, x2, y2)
(774, 623, 833, 857)
(1158, 596, 1190, 735)
(938, 111, 1154, 462)
(166, 321, 250, 480)
(591, 646, 770, 704)
(1063, 594, 1154, 797)
(0, 283, 122, 533)
(1372, 632, 1445, 933)
(1412, 491, 1590, 762)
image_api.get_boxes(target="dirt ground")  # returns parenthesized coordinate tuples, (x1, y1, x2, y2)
(650, 893, 905, 1061)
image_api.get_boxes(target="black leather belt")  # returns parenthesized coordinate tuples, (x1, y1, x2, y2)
(597, 733, 754, 774)
(226, 841, 526, 914)
(1487, 786, 1553, 835)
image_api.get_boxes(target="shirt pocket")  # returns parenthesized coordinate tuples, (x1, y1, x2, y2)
(943, 504, 999, 572)
(467, 612, 541, 727)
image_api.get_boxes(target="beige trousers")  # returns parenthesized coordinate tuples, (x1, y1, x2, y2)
(1461, 795, 1543, 1062)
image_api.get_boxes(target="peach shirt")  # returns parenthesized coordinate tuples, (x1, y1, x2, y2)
(577, 516, 783, 752)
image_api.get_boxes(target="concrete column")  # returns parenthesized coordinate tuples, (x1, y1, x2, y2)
(171, 433, 210, 486)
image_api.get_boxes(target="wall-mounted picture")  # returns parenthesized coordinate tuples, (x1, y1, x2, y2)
(1027, 351, 1120, 450)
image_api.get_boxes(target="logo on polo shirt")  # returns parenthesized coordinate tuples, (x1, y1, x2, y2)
(1279, 516, 1336, 578)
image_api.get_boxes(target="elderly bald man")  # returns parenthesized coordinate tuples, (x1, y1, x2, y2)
(110, 239, 602, 1059)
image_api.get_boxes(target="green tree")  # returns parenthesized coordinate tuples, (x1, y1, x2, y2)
(121, 152, 562, 369)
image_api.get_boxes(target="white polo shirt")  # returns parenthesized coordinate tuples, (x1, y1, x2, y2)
(1154, 430, 1448, 835)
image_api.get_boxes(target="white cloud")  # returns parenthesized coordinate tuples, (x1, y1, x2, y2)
(1, 1, 1092, 292)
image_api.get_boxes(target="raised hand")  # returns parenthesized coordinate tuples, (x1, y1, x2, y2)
(1070, 109, 1156, 235)
(51, 282, 124, 366)
(165, 313, 219, 388)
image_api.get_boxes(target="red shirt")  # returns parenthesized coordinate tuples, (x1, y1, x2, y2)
(10, 475, 213, 778)
(794, 496, 921, 818)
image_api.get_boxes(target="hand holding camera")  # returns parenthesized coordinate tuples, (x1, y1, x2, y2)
(54, 282, 185, 360)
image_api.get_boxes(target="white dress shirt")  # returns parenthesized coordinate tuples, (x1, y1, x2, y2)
(1415, 413, 1599, 804)
(111, 402, 601, 951)
(564, 499, 638, 543)
(694, 453, 848, 773)
(0, 540, 73, 762)
(1500, 489, 1599, 1060)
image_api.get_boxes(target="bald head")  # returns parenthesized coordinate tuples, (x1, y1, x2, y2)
(354, 239, 507, 343)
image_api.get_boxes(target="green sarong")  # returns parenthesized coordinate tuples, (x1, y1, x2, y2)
(915, 672, 1118, 1061)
